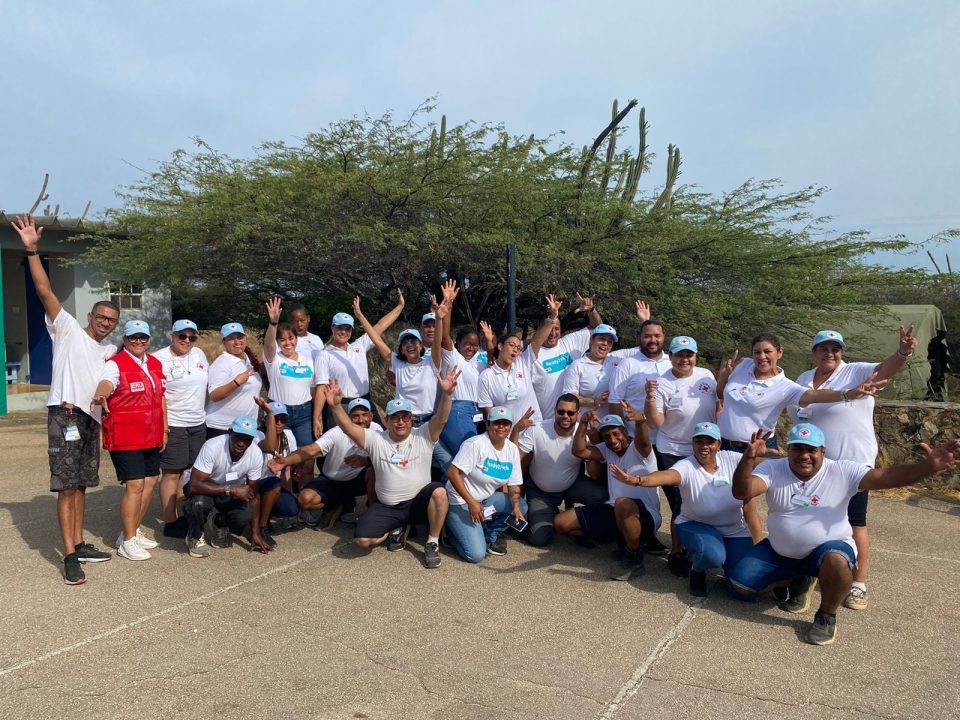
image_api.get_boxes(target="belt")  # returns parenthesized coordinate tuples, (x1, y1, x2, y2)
(412, 413, 433, 424)
(723, 439, 749, 449)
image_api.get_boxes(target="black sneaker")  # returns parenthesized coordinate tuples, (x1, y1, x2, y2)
(804, 611, 838, 645)
(609, 549, 645, 581)
(641, 536, 669, 556)
(63, 553, 86, 585)
(486, 537, 508, 556)
(772, 586, 790, 603)
(689, 570, 708, 597)
(667, 551, 691, 578)
(259, 525, 277, 548)
(163, 517, 189, 539)
(205, 509, 232, 549)
(387, 526, 408, 552)
(424, 541, 441, 568)
(74, 542, 112, 563)
(782, 576, 817, 614)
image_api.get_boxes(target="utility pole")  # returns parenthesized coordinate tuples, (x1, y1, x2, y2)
(506, 244, 516, 334)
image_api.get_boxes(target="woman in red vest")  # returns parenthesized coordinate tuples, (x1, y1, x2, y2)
(92, 320, 167, 561)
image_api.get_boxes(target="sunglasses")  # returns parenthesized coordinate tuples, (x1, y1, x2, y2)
(555, 409, 578, 417)
(176, 333, 199, 342)
(126, 335, 150, 343)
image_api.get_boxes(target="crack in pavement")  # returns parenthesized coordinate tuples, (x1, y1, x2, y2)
(75, 653, 262, 698)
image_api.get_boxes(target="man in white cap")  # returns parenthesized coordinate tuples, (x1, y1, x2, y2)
(730, 423, 959, 645)
(12, 213, 117, 584)
(324, 367, 460, 569)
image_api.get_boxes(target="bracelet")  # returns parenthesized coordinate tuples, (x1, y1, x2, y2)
(25, 250, 38, 256)
(233, 379, 240, 387)
(840, 390, 849, 402)
(897, 349, 913, 358)
(269, 321, 278, 326)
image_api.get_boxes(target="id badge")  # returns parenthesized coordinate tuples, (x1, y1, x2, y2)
(170, 367, 186, 380)
(797, 406, 812, 421)
(506, 390, 520, 401)
(225, 471, 239, 483)
(63, 423, 81, 442)
(389, 452, 405, 465)
(667, 393, 683, 409)
(712, 476, 731, 487)
(472, 413, 484, 423)
(790, 494, 812, 508)
(482, 504, 496, 519)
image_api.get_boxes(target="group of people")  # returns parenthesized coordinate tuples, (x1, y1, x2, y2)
(14, 211, 959, 647)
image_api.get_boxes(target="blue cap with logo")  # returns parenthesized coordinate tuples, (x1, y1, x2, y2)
(331, 312, 355, 328)
(487, 406, 513, 423)
(171, 319, 198, 333)
(220, 322, 245, 338)
(787, 423, 826, 448)
(670, 336, 699, 354)
(398, 328, 423, 345)
(597, 414, 626, 432)
(386, 398, 413, 416)
(691, 421, 721, 441)
(347, 398, 372, 413)
(267, 401, 288, 416)
(421, 312, 436, 324)
(123, 319, 151, 337)
(591, 324, 618, 343)
(811, 330, 845, 349)
(230, 415, 258, 438)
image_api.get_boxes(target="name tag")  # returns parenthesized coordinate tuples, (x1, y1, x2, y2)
(225, 471, 239, 483)
(389, 452, 409, 467)
(130, 381, 145, 393)
(170, 367, 186, 380)
(482, 504, 496, 519)
(712, 476, 731, 487)
(790, 494, 815, 508)
(472, 413, 484, 423)
(797, 407, 812, 421)
(63, 423, 81, 442)
(667, 393, 683, 409)
(506, 390, 520, 401)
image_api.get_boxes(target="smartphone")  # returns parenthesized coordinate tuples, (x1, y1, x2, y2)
(505, 515, 528, 533)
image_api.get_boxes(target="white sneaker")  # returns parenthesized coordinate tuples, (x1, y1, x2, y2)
(136, 527, 159, 549)
(186, 535, 212, 558)
(117, 536, 151, 561)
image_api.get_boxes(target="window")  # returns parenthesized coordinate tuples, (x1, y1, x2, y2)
(106, 282, 143, 310)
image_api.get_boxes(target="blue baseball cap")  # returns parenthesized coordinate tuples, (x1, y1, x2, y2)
(123, 319, 151, 337)
(398, 328, 423, 345)
(331, 312, 355, 328)
(691, 421, 721, 441)
(267, 401, 288, 416)
(220, 322, 245, 338)
(811, 330, 845, 349)
(670, 336, 699, 354)
(385, 398, 413, 416)
(597, 414, 626, 432)
(230, 415, 258, 438)
(421, 312, 436, 324)
(171, 319, 198, 333)
(591, 324, 618, 343)
(347, 398, 372, 413)
(787, 423, 826, 448)
(487, 406, 513, 423)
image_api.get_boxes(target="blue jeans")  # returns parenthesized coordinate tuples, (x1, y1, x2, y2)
(729, 538, 857, 594)
(281, 400, 314, 447)
(675, 521, 754, 574)
(445, 491, 528, 563)
(440, 400, 480, 457)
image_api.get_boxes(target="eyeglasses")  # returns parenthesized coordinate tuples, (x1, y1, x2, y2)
(555, 409, 578, 416)
(94, 314, 119, 324)
(126, 335, 150, 343)
(503, 342, 522, 350)
(176, 333, 199, 342)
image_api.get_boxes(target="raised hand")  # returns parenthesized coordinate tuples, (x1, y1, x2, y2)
(324, 379, 344, 407)
(394, 288, 405, 308)
(583, 410, 600, 429)
(634, 300, 651, 322)
(430, 294, 440, 313)
(719, 349, 742, 380)
(645, 379, 659, 401)
(744, 428, 773, 460)
(619, 400, 643, 423)
(435, 301, 450, 321)
(610, 464, 640, 486)
(12, 214, 43, 251)
(573, 292, 595, 314)
(515, 407, 536, 433)
(254, 396, 273, 414)
(265, 296, 282, 324)
(437, 367, 462, 395)
(545, 293, 562, 318)
(440, 279, 459, 303)
(479, 320, 496, 345)
(352, 295, 362, 316)
(899, 325, 918, 356)
(921, 439, 960, 473)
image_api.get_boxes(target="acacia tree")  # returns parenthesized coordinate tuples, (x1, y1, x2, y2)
(81, 100, 922, 363)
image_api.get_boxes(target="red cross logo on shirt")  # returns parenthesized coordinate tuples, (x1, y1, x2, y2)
(810, 495, 820, 505)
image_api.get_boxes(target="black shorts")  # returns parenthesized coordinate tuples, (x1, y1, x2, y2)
(847, 489, 869, 527)
(574, 499, 654, 539)
(355, 482, 443, 539)
(110, 448, 162, 483)
(160, 424, 207, 470)
(47, 406, 101, 492)
(304, 474, 368, 507)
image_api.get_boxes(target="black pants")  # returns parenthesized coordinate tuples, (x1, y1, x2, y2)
(183, 494, 253, 539)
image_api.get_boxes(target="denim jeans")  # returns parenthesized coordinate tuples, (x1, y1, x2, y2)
(282, 400, 314, 447)
(445, 491, 528, 563)
(440, 400, 480, 457)
(729, 538, 857, 594)
(675, 521, 754, 574)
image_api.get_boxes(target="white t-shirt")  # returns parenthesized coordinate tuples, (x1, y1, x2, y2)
(315, 423, 382, 482)
(561, 354, 624, 415)
(440, 347, 486, 402)
(265, 352, 315, 406)
(672, 451, 750, 537)
(45, 311, 115, 422)
(184, 434, 264, 487)
(152, 346, 209, 427)
(789, 361, 879, 465)
(296, 332, 326, 361)
(325, 335, 375, 398)
(390, 355, 439, 415)
(363, 424, 436, 505)
(446, 432, 522, 505)
(754, 457, 869, 559)
(652, 368, 718, 456)
(517, 421, 584, 493)
(256, 428, 298, 476)
(204, 352, 264, 430)
(477, 346, 542, 422)
(717, 360, 806, 442)
(532, 328, 590, 421)
(595, 441, 661, 528)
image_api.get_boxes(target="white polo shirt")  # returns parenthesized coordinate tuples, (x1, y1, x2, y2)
(652, 368, 718, 456)
(532, 329, 590, 421)
(185, 434, 263, 487)
(789, 361, 879, 465)
(440, 347, 486, 403)
(561, 354, 623, 415)
(607, 352, 671, 442)
(390, 355, 439, 415)
(265, 352, 315, 406)
(325, 335, 375, 398)
(595, 441, 661, 528)
(314, 423, 383, 482)
(717, 360, 806, 442)
(517, 421, 584, 493)
(204, 352, 263, 430)
(45, 310, 115, 422)
(153, 346, 209, 427)
(672, 451, 750, 537)
(446, 432, 522, 505)
(477, 346, 542, 422)
(363, 424, 436, 505)
(753, 457, 868, 559)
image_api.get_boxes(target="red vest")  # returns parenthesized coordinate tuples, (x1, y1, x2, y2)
(102, 350, 167, 451)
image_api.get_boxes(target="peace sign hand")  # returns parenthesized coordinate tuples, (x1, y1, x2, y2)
(573, 292, 594, 314)
(545, 294, 562, 318)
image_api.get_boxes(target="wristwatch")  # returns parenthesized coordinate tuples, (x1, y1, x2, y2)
(224, 485, 232, 497)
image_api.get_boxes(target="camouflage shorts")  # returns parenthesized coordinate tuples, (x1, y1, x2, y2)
(48, 406, 101, 492)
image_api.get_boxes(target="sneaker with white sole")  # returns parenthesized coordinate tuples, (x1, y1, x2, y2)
(136, 528, 159, 549)
(843, 586, 869, 610)
(186, 535, 212, 558)
(117, 536, 151, 561)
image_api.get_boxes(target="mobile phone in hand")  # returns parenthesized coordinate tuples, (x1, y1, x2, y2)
(505, 515, 528, 533)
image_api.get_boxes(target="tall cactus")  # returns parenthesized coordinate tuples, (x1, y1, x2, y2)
(599, 100, 620, 191)
(621, 106, 648, 203)
(652, 143, 681, 211)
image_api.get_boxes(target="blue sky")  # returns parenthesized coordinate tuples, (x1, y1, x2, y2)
(3, 0, 958, 270)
